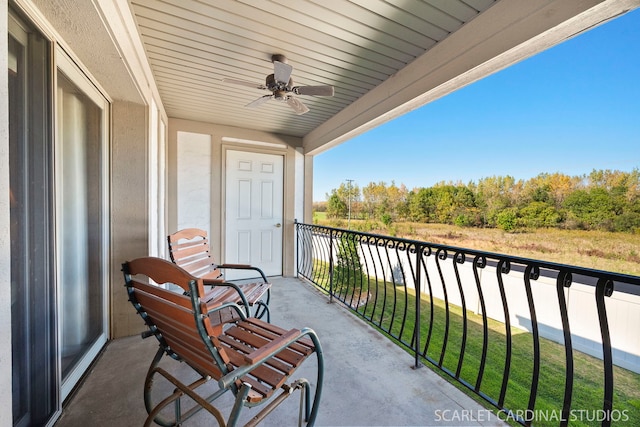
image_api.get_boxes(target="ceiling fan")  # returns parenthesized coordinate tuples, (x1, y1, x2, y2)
(223, 54, 334, 115)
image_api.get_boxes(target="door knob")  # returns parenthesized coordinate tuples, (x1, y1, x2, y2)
(275, 223, 282, 228)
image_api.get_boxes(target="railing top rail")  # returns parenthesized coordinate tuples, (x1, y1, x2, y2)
(296, 222, 640, 288)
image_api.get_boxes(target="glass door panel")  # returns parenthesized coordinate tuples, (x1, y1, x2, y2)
(9, 8, 57, 426)
(56, 51, 109, 399)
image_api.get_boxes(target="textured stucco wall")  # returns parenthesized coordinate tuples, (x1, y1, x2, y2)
(110, 101, 149, 338)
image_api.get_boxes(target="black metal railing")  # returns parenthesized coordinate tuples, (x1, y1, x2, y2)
(295, 222, 640, 426)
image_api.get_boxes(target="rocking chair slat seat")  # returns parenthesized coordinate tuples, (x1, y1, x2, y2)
(123, 257, 323, 427)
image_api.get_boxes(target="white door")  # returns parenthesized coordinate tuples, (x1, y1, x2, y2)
(225, 150, 284, 278)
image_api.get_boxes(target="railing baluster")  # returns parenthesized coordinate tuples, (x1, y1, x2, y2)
(320, 228, 330, 286)
(359, 236, 372, 316)
(420, 248, 435, 360)
(496, 260, 512, 408)
(396, 242, 409, 342)
(384, 240, 398, 334)
(453, 252, 468, 379)
(596, 278, 615, 427)
(378, 240, 389, 330)
(406, 244, 419, 351)
(472, 256, 489, 392)
(369, 237, 382, 324)
(328, 229, 334, 303)
(556, 270, 573, 427)
(413, 243, 423, 369)
(311, 226, 317, 278)
(435, 248, 450, 368)
(345, 233, 355, 307)
(296, 223, 302, 273)
(524, 264, 541, 426)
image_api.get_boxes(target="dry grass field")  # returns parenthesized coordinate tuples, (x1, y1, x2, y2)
(313, 215, 640, 276)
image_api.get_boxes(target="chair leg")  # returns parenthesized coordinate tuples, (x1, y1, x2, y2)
(253, 301, 270, 322)
(306, 332, 325, 426)
(294, 379, 310, 427)
(144, 348, 176, 427)
(227, 382, 252, 427)
(301, 380, 310, 424)
(144, 346, 227, 427)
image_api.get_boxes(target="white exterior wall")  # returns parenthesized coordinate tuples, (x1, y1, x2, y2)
(176, 131, 212, 233)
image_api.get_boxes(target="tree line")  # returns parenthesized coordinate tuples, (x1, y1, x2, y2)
(317, 169, 640, 232)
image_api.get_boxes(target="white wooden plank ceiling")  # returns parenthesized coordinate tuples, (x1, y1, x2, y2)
(129, 0, 496, 137)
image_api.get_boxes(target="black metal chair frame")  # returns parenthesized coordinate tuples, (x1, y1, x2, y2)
(123, 257, 324, 427)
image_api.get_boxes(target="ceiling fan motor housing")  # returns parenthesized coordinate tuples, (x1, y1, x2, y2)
(266, 73, 293, 91)
(271, 53, 287, 64)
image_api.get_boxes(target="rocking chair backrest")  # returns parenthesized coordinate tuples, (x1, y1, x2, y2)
(123, 257, 230, 377)
(167, 228, 223, 280)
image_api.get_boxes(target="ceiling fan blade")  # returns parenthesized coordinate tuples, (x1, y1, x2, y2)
(273, 60, 293, 85)
(293, 85, 335, 96)
(223, 78, 267, 90)
(286, 96, 309, 115)
(246, 95, 273, 108)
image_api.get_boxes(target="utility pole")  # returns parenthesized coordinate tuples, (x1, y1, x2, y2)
(346, 179, 353, 229)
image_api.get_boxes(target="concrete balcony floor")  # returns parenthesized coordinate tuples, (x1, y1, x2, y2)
(56, 277, 506, 426)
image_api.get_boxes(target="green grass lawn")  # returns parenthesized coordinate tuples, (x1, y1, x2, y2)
(308, 266, 640, 426)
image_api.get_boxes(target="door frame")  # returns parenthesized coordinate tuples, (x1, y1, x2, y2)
(54, 46, 110, 401)
(222, 145, 287, 276)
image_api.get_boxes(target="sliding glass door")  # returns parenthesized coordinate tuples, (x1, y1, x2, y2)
(56, 50, 109, 400)
(9, 5, 110, 425)
(9, 9, 56, 426)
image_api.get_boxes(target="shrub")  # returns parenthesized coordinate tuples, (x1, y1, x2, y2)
(518, 201, 563, 228)
(381, 213, 393, 227)
(496, 208, 518, 232)
(612, 212, 640, 232)
(333, 234, 366, 297)
(454, 214, 473, 227)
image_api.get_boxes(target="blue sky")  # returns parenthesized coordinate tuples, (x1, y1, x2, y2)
(313, 9, 640, 201)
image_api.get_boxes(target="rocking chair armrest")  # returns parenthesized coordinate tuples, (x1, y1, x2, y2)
(218, 327, 318, 390)
(204, 300, 249, 321)
(218, 263, 252, 268)
(242, 328, 300, 365)
(217, 264, 269, 283)
(202, 278, 226, 285)
(201, 279, 251, 317)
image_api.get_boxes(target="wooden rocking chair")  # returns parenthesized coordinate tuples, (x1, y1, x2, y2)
(123, 257, 324, 426)
(168, 228, 271, 321)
